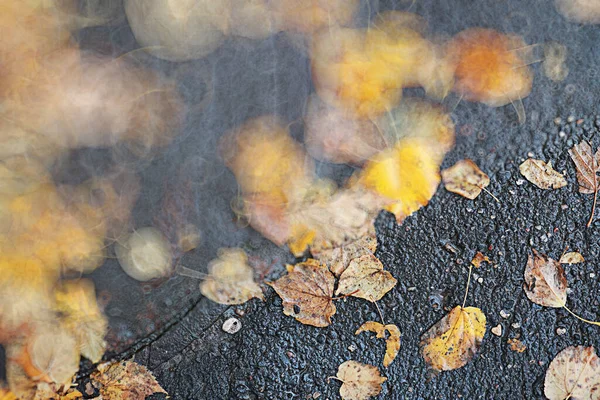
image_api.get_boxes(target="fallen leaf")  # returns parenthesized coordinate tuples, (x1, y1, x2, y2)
(352, 139, 441, 221)
(420, 306, 487, 371)
(54, 279, 107, 363)
(200, 248, 265, 305)
(0, 388, 16, 400)
(336, 254, 397, 302)
(268, 259, 336, 327)
(471, 252, 491, 268)
(27, 329, 80, 386)
(441, 159, 490, 200)
(523, 249, 567, 308)
(519, 159, 567, 190)
(508, 338, 527, 353)
(315, 235, 377, 277)
(569, 140, 600, 227)
(91, 360, 167, 400)
(355, 322, 401, 367)
(33, 383, 83, 400)
(335, 360, 387, 400)
(544, 346, 600, 400)
(559, 251, 585, 264)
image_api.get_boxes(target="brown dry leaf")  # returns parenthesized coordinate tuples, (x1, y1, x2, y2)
(559, 251, 585, 264)
(336, 254, 397, 302)
(441, 160, 490, 200)
(335, 360, 387, 400)
(471, 252, 491, 268)
(420, 306, 487, 371)
(33, 383, 83, 400)
(54, 279, 107, 363)
(507, 338, 526, 353)
(523, 249, 567, 308)
(91, 360, 167, 400)
(200, 248, 265, 305)
(569, 140, 600, 227)
(314, 235, 377, 277)
(268, 259, 336, 327)
(544, 346, 600, 400)
(519, 159, 567, 190)
(355, 322, 401, 368)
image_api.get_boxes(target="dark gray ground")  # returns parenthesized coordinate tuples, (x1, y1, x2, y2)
(5, 0, 600, 399)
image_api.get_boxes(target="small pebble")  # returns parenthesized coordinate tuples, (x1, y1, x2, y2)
(559, 131, 566, 138)
(500, 310, 510, 319)
(516, 179, 525, 185)
(222, 317, 242, 334)
(590, 273, 596, 278)
(554, 117, 562, 125)
(348, 344, 357, 352)
(492, 324, 502, 336)
(512, 322, 521, 329)
(408, 287, 417, 292)
(477, 277, 484, 283)
(567, 115, 575, 123)
(313, 392, 321, 399)
(561, 204, 568, 210)
(527, 152, 534, 158)
(556, 328, 567, 335)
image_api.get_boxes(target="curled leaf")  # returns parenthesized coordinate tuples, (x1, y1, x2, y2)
(336, 254, 397, 302)
(355, 322, 401, 367)
(519, 159, 567, 190)
(523, 249, 567, 308)
(335, 360, 387, 400)
(441, 159, 490, 200)
(544, 346, 600, 400)
(559, 251, 585, 264)
(268, 259, 336, 327)
(200, 248, 264, 305)
(471, 252, 491, 268)
(420, 306, 487, 371)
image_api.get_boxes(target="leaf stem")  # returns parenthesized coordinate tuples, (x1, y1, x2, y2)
(481, 187, 500, 203)
(587, 189, 598, 228)
(374, 301, 385, 325)
(563, 305, 600, 326)
(462, 262, 473, 308)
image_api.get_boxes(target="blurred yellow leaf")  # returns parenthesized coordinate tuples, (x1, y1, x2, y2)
(200, 248, 264, 305)
(420, 306, 486, 371)
(353, 139, 441, 221)
(335, 360, 386, 400)
(356, 322, 401, 367)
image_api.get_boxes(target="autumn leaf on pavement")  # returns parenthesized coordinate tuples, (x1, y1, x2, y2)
(355, 322, 401, 367)
(569, 140, 600, 227)
(471, 252, 491, 268)
(200, 248, 264, 305)
(559, 251, 585, 264)
(523, 249, 567, 308)
(441, 159, 494, 200)
(315, 235, 377, 277)
(507, 338, 526, 353)
(523, 249, 600, 326)
(519, 159, 567, 190)
(0, 388, 16, 400)
(268, 259, 336, 327)
(420, 306, 487, 371)
(544, 346, 600, 400)
(33, 383, 83, 400)
(91, 360, 166, 400)
(336, 254, 397, 302)
(334, 360, 387, 400)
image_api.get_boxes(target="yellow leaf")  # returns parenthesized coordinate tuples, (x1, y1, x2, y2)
(200, 248, 264, 305)
(544, 346, 600, 400)
(268, 259, 336, 327)
(355, 321, 401, 368)
(420, 306, 486, 371)
(441, 159, 490, 200)
(559, 251, 585, 264)
(54, 279, 108, 363)
(353, 139, 441, 221)
(336, 254, 397, 302)
(335, 360, 387, 400)
(91, 360, 167, 400)
(0, 388, 17, 400)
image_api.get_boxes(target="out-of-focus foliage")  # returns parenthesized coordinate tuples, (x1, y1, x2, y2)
(115, 227, 174, 282)
(200, 248, 264, 305)
(447, 28, 533, 107)
(555, 0, 600, 24)
(91, 360, 167, 399)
